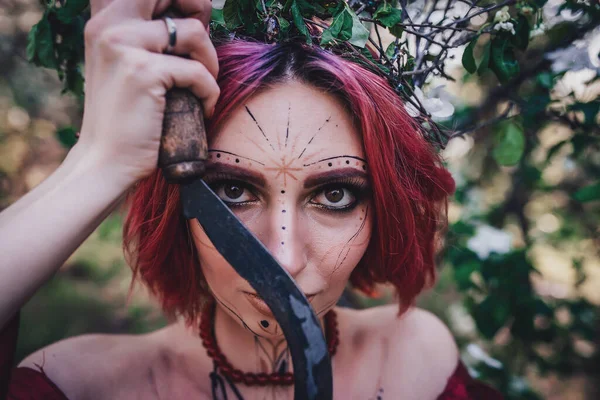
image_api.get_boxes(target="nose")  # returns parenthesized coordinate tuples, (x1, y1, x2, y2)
(263, 207, 308, 279)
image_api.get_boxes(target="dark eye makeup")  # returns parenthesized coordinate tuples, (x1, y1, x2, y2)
(202, 172, 370, 213)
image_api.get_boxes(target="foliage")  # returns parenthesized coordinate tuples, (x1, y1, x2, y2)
(18, 0, 600, 398)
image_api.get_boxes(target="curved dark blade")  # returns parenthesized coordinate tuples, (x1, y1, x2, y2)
(181, 179, 333, 400)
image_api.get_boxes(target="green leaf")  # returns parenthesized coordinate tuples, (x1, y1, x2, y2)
(512, 15, 530, 51)
(56, 126, 78, 148)
(493, 122, 525, 166)
(462, 37, 478, 74)
(291, 0, 310, 41)
(278, 16, 290, 33)
(64, 63, 85, 96)
(477, 39, 491, 75)
(28, 17, 57, 69)
(373, 2, 402, 28)
(55, 0, 89, 24)
(388, 24, 403, 37)
(211, 7, 226, 26)
(569, 101, 600, 126)
(349, 8, 369, 48)
(223, 0, 242, 29)
(454, 260, 480, 290)
(320, 6, 352, 45)
(544, 139, 568, 165)
(339, 10, 354, 41)
(385, 41, 396, 59)
(473, 296, 510, 339)
(573, 182, 600, 202)
(537, 72, 553, 88)
(490, 36, 520, 83)
(26, 23, 38, 62)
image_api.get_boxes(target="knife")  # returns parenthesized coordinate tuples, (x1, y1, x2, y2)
(158, 82, 333, 399)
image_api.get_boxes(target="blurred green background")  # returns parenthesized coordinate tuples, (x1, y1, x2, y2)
(1, 0, 599, 399)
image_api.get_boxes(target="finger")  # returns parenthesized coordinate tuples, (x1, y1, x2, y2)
(157, 0, 213, 26)
(99, 0, 211, 25)
(90, 0, 117, 16)
(108, 19, 218, 79)
(151, 54, 221, 117)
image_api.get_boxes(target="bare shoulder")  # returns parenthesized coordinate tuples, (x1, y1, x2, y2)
(18, 331, 157, 400)
(336, 305, 459, 399)
(337, 304, 458, 358)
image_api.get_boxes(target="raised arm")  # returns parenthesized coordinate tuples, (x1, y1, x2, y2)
(0, 144, 131, 328)
(0, 0, 219, 329)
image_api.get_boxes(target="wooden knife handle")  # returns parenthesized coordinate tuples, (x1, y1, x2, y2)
(157, 9, 208, 184)
(159, 87, 208, 183)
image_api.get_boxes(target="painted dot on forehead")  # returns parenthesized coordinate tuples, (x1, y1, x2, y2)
(362, 165, 367, 170)
(281, 190, 285, 194)
(260, 320, 270, 328)
(282, 210, 286, 213)
(282, 226, 286, 230)
(281, 241, 284, 245)
(235, 158, 240, 163)
(328, 162, 332, 167)
(346, 160, 350, 164)
(217, 153, 221, 158)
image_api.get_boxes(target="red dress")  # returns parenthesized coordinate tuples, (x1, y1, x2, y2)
(1, 312, 503, 399)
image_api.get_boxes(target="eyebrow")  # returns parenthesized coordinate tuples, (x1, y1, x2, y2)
(204, 163, 267, 187)
(304, 168, 368, 189)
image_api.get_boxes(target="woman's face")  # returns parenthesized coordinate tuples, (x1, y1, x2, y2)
(189, 81, 372, 337)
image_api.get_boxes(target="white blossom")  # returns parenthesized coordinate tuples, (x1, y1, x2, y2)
(494, 6, 511, 23)
(493, 21, 516, 35)
(530, 23, 546, 37)
(553, 68, 597, 101)
(520, 6, 534, 16)
(466, 344, 503, 369)
(588, 30, 600, 68)
(466, 224, 512, 260)
(405, 86, 455, 120)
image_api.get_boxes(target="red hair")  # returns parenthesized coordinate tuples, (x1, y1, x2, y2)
(123, 40, 455, 323)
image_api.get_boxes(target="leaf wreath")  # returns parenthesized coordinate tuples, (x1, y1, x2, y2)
(27, 0, 551, 149)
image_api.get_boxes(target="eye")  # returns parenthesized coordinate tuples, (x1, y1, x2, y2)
(212, 181, 257, 204)
(311, 186, 357, 209)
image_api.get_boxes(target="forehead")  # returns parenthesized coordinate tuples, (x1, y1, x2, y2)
(210, 81, 365, 161)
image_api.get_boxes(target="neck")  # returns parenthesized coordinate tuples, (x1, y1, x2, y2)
(213, 302, 327, 376)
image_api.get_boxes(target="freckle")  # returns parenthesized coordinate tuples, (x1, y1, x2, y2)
(336, 124, 339, 127)
(346, 160, 350, 164)
(328, 162, 332, 167)
(217, 153, 221, 158)
(235, 158, 240, 163)
(360, 217, 363, 220)
(355, 161, 359, 166)
(249, 163, 252, 166)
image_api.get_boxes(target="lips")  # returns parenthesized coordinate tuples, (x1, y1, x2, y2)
(244, 292, 316, 318)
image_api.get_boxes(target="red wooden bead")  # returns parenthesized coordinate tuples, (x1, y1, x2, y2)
(231, 369, 243, 381)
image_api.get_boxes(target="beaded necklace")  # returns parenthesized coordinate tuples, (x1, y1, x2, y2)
(199, 301, 339, 387)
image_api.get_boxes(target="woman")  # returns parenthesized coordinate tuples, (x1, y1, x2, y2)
(0, 0, 503, 398)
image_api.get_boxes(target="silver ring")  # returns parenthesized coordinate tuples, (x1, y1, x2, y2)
(163, 16, 177, 54)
